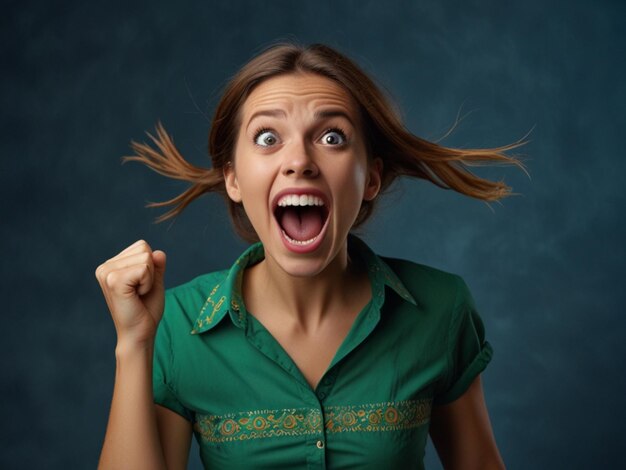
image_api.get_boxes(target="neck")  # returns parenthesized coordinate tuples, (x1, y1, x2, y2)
(244, 241, 363, 332)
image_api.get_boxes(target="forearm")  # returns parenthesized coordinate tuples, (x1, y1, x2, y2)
(98, 341, 166, 470)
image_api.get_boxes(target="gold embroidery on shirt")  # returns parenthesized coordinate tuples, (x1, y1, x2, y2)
(197, 284, 225, 329)
(194, 408, 323, 443)
(325, 399, 431, 433)
(194, 399, 432, 443)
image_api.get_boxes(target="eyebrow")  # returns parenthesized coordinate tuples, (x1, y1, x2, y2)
(245, 108, 356, 131)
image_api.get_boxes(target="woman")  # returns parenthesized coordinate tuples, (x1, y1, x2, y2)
(96, 43, 525, 469)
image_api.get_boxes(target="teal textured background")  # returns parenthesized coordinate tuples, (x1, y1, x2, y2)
(2, 0, 624, 468)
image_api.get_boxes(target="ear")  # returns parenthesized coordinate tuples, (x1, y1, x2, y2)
(223, 162, 242, 203)
(363, 157, 383, 201)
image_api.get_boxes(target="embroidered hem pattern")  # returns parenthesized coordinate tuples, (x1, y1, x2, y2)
(194, 399, 432, 443)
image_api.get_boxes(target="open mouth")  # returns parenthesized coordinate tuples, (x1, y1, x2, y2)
(273, 193, 330, 248)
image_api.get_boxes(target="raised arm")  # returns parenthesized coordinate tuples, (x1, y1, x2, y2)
(95, 240, 191, 470)
(429, 375, 505, 470)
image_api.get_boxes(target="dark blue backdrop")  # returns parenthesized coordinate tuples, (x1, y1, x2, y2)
(2, 0, 624, 468)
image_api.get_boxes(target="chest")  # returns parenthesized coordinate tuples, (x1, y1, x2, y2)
(258, 310, 360, 390)
(188, 321, 437, 470)
(180, 301, 444, 470)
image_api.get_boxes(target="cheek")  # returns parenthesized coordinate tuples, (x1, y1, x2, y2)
(232, 163, 275, 226)
(237, 172, 266, 205)
(337, 161, 368, 196)
(232, 150, 265, 195)
(328, 164, 369, 224)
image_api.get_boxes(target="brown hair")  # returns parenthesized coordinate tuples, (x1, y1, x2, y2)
(124, 42, 528, 243)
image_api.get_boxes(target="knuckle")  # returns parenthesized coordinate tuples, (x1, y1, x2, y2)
(95, 264, 107, 281)
(140, 263, 152, 277)
(137, 239, 151, 251)
(104, 271, 119, 289)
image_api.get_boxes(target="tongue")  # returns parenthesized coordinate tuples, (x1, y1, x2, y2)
(279, 206, 323, 241)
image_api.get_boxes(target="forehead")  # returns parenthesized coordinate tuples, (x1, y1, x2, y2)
(241, 73, 358, 121)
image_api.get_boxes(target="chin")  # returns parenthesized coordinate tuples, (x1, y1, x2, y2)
(278, 257, 331, 278)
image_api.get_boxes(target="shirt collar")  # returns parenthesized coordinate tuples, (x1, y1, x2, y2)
(190, 234, 417, 335)
(349, 235, 418, 308)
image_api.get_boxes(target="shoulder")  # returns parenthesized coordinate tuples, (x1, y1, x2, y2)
(160, 269, 230, 330)
(380, 255, 469, 311)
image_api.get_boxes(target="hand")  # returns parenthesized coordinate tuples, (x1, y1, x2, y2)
(95, 240, 167, 347)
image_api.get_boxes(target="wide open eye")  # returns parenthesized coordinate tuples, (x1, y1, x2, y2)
(254, 128, 280, 147)
(319, 128, 347, 146)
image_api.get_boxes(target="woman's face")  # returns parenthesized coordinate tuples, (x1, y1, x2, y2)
(224, 72, 381, 277)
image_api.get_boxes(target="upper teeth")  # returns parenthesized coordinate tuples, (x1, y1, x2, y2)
(277, 194, 325, 207)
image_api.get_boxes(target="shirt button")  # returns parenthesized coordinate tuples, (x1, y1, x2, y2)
(316, 440, 325, 449)
(318, 391, 326, 400)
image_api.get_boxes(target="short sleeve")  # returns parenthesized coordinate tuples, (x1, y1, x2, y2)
(152, 292, 194, 422)
(434, 276, 493, 405)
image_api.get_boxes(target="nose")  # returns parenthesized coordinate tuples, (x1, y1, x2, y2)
(281, 139, 319, 178)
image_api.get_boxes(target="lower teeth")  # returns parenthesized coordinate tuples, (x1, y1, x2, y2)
(282, 230, 318, 246)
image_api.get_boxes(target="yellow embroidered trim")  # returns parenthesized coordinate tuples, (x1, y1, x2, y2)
(195, 407, 323, 443)
(194, 399, 431, 443)
(325, 399, 432, 433)
(195, 284, 223, 329)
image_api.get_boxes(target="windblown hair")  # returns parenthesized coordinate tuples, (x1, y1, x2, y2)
(124, 42, 528, 243)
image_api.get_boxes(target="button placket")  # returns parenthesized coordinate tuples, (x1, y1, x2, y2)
(321, 375, 334, 386)
(316, 370, 337, 398)
(306, 404, 327, 468)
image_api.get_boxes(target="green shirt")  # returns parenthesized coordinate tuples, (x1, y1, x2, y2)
(153, 235, 493, 469)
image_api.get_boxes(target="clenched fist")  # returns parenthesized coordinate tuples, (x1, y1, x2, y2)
(95, 240, 167, 347)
